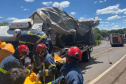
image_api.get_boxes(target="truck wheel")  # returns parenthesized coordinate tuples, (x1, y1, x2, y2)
(81, 50, 90, 62)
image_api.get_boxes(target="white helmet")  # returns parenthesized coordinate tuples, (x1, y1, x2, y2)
(13, 29, 21, 37)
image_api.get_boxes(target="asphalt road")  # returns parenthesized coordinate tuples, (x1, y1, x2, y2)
(79, 40, 126, 84)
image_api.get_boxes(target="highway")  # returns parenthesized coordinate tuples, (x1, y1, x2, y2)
(79, 40, 126, 84)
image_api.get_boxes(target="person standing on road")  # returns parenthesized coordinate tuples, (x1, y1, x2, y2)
(0, 44, 30, 84)
(35, 43, 57, 84)
(47, 47, 83, 84)
(13, 29, 53, 68)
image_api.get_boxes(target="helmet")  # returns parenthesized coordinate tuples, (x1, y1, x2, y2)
(13, 29, 21, 37)
(67, 47, 82, 61)
(36, 43, 47, 53)
(16, 44, 29, 56)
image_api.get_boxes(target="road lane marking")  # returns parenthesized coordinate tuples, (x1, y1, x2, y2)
(89, 53, 126, 84)
(91, 48, 112, 57)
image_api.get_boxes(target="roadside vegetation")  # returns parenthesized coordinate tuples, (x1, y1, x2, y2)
(93, 27, 126, 46)
(0, 22, 9, 26)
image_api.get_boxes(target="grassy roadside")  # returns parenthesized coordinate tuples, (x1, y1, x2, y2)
(94, 40, 102, 46)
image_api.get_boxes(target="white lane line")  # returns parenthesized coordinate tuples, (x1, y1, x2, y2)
(89, 53, 126, 84)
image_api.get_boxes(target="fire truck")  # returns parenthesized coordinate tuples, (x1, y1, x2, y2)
(109, 33, 124, 47)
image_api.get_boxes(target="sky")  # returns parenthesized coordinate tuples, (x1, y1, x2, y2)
(0, 0, 126, 30)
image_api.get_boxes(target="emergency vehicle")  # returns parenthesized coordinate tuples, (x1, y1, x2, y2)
(109, 33, 124, 47)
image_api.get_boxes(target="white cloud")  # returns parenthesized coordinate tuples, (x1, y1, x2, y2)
(122, 16, 126, 17)
(94, 1, 97, 4)
(79, 17, 85, 20)
(0, 17, 3, 19)
(52, 1, 70, 8)
(60, 1, 70, 8)
(70, 12, 76, 15)
(100, 22, 109, 23)
(96, 4, 119, 14)
(6, 17, 18, 21)
(42, 1, 53, 6)
(100, 25, 104, 26)
(124, 12, 126, 14)
(80, 17, 85, 19)
(99, 0, 103, 3)
(24, 8, 29, 11)
(107, 15, 121, 20)
(52, 2, 59, 7)
(100, 24, 108, 26)
(94, 0, 106, 4)
(121, 27, 125, 28)
(111, 23, 115, 25)
(99, 0, 106, 3)
(78, 17, 101, 21)
(95, 17, 102, 20)
(103, 27, 110, 30)
(124, 20, 126, 21)
(96, 4, 126, 15)
(24, 0, 34, 2)
(21, 6, 29, 11)
(99, 27, 110, 30)
(112, 25, 120, 30)
(21, 6, 24, 8)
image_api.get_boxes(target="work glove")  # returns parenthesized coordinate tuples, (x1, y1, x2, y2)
(38, 70, 45, 76)
(25, 61, 31, 67)
(36, 73, 40, 82)
(48, 75, 65, 84)
(26, 64, 32, 70)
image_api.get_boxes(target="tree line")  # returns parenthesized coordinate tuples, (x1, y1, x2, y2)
(0, 22, 9, 26)
(93, 28, 126, 41)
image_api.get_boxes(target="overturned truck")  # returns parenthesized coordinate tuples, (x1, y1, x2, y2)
(0, 7, 100, 63)
(29, 7, 99, 62)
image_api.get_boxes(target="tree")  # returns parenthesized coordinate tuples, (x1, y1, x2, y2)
(0, 22, 9, 26)
(93, 28, 101, 40)
(100, 30, 109, 37)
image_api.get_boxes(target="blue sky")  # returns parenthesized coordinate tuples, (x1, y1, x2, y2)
(0, 0, 126, 30)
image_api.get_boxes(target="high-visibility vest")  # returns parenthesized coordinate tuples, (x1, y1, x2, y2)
(0, 67, 7, 74)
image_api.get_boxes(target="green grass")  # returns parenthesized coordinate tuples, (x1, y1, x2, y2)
(94, 40, 102, 46)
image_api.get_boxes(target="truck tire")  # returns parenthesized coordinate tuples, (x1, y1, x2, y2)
(81, 50, 90, 62)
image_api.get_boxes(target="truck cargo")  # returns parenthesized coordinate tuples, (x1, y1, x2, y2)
(0, 7, 100, 63)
